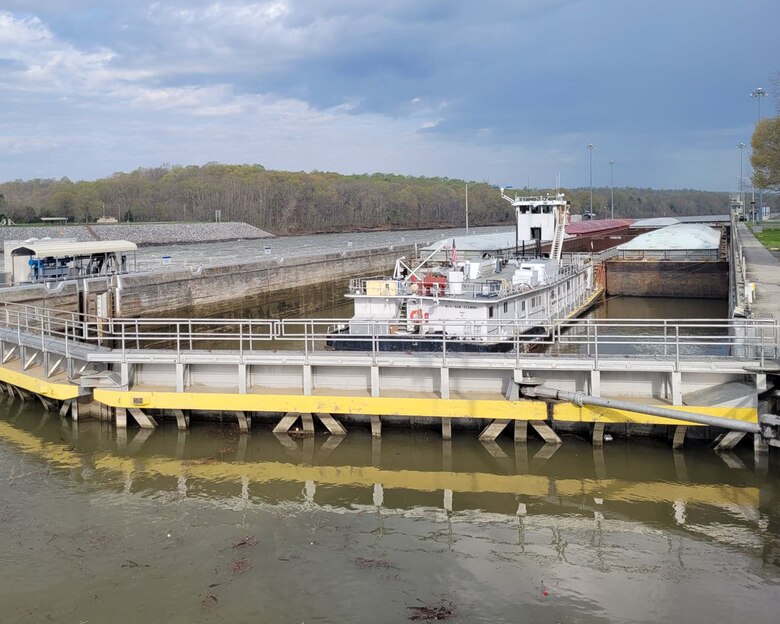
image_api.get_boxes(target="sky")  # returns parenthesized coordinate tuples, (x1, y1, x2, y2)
(0, 0, 778, 191)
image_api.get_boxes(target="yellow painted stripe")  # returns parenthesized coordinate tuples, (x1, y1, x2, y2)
(85, 456, 758, 507)
(0, 421, 82, 468)
(93, 389, 548, 420)
(0, 365, 80, 400)
(0, 420, 759, 507)
(553, 402, 757, 426)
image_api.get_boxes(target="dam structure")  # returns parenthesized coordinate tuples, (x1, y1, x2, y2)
(0, 215, 778, 453)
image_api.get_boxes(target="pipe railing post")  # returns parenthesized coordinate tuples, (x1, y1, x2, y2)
(675, 324, 680, 370)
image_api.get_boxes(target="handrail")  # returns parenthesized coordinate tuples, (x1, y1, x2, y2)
(0, 301, 777, 364)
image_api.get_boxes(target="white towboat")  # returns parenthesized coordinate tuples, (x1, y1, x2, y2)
(327, 189, 604, 352)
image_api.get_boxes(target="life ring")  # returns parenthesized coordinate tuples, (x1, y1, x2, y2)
(409, 309, 429, 324)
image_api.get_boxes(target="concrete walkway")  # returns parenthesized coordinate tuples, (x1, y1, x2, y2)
(739, 224, 780, 319)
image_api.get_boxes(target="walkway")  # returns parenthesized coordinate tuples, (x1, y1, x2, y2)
(739, 223, 780, 319)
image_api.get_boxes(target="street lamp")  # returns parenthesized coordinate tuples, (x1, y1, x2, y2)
(751, 87, 767, 224)
(586, 144, 596, 216)
(737, 142, 745, 210)
(609, 160, 615, 220)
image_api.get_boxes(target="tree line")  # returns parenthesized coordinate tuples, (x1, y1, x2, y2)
(1, 164, 775, 235)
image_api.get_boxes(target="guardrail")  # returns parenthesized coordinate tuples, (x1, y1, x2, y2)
(348, 261, 589, 299)
(0, 302, 777, 368)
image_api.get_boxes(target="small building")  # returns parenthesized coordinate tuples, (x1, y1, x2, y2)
(3, 239, 138, 284)
(96, 216, 119, 224)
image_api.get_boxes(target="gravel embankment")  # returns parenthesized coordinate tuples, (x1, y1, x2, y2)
(0, 222, 273, 246)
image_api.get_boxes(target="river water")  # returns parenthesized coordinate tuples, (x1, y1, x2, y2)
(1, 402, 778, 623)
(4, 234, 777, 621)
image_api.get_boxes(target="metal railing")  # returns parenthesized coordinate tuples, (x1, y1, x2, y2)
(0, 302, 777, 368)
(612, 249, 721, 261)
(348, 261, 589, 300)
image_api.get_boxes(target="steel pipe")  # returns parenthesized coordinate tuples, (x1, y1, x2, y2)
(520, 385, 760, 434)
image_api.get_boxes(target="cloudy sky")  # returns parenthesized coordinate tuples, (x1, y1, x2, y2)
(0, 0, 778, 190)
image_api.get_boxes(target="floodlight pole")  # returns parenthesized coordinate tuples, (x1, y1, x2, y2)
(751, 87, 767, 224)
(609, 160, 615, 220)
(586, 144, 596, 216)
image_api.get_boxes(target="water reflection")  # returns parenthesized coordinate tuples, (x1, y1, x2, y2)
(2, 398, 779, 623)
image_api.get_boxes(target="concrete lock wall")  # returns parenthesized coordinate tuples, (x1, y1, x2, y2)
(113, 244, 416, 317)
(0, 280, 81, 314)
(606, 260, 729, 298)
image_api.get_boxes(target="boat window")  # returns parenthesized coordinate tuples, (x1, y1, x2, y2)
(503, 301, 508, 313)
(521, 301, 526, 312)
(488, 306, 494, 318)
(531, 206, 541, 214)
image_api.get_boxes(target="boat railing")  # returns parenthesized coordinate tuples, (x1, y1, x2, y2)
(348, 261, 588, 299)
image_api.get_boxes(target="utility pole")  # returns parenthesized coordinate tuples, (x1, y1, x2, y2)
(586, 144, 596, 216)
(737, 142, 745, 211)
(465, 182, 471, 235)
(609, 160, 615, 220)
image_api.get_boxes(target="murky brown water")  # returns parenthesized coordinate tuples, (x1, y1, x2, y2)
(1, 396, 778, 623)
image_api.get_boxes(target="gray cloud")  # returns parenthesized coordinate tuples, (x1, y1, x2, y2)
(0, 1, 778, 189)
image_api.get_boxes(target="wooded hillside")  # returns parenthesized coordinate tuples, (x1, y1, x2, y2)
(1, 164, 773, 235)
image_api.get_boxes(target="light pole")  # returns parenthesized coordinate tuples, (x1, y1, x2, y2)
(737, 142, 745, 210)
(464, 182, 474, 235)
(609, 160, 615, 220)
(586, 144, 596, 216)
(751, 87, 767, 224)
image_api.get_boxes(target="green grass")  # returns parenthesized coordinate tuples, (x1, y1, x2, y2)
(751, 225, 780, 250)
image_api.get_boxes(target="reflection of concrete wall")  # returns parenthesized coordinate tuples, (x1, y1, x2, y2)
(115, 245, 415, 317)
(606, 261, 728, 298)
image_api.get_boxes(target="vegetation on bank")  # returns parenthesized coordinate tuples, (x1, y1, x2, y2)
(751, 224, 780, 250)
(1, 164, 777, 235)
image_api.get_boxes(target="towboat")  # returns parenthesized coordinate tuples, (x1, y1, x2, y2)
(327, 190, 604, 352)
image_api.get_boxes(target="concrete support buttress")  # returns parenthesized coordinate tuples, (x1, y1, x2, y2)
(238, 364, 247, 394)
(589, 370, 601, 396)
(441, 418, 452, 440)
(303, 364, 312, 396)
(176, 363, 185, 393)
(116, 407, 127, 429)
(592, 422, 606, 446)
(59, 399, 72, 418)
(672, 425, 687, 449)
(371, 415, 382, 438)
(370, 366, 380, 398)
(439, 367, 450, 399)
(714, 431, 746, 451)
(172, 408, 189, 431)
(71, 399, 79, 421)
(236, 411, 251, 433)
(128, 407, 157, 429)
(316, 413, 347, 436)
(529, 421, 562, 445)
(670, 372, 682, 405)
(120, 362, 133, 388)
(300, 413, 315, 435)
(514, 420, 528, 443)
(273, 412, 299, 434)
(755, 373, 767, 393)
(479, 419, 510, 442)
